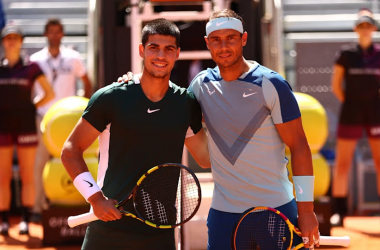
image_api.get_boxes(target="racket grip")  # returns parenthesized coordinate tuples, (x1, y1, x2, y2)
(67, 212, 98, 228)
(320, 236, 350, 247)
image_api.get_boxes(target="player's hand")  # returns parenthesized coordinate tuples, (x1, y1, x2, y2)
(297, 203, 320, 249)
(88, 192, 122, 222)
(117, 72, 134, 83)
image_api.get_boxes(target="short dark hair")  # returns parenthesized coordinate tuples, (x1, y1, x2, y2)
(141, 18, 180, 48)
(208, 9, 245, 31)
(44, 18, 64, 33)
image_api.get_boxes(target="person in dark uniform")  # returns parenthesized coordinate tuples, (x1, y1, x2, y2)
(331, 8, 380, 226)
(61, 19, 210, 250)
(0, 24, 54, 235)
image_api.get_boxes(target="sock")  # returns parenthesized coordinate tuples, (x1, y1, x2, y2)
(333, 197, 348, 217)
(0, 211, 9, 223)
(20, 207, 31, 223)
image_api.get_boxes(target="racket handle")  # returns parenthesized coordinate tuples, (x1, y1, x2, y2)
(68, 212, 98, 228)
(320, 236, 350, 247)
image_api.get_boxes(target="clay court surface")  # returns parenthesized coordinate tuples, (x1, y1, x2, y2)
(0, 216, 379, 250)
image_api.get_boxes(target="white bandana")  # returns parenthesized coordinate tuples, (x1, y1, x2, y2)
(206, 17, 244, 36)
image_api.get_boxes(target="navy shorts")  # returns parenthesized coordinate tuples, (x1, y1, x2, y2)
(207, 199, 307, 250)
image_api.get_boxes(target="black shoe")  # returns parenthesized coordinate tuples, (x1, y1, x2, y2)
(0, 221, 9, 236)
(19, 221, 29, 235)
(330, 213, 344, 227)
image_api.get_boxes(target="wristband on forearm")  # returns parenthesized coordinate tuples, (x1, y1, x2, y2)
(73, 172, 102, 202)
(292, 176, 314, 202)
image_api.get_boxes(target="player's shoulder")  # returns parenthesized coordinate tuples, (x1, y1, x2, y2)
(167, 81, 198, 105)
(253, 65, 293, 93)
(92, 80, 134, 99)
(239, 63, 286, 88)
(261, 68, 286, 84)
(190, 67, 221, 88)
(171, 81, 198, 100)
(169, 81, 187, 95)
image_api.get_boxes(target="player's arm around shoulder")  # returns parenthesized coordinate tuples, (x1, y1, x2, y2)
(61, 118, 122, 222)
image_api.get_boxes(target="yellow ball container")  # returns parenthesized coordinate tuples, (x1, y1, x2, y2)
(43, 157, 99, 205)
(286, 92, 328, 154)
(286, 153, 331, 198)
(41, 96, 98, 158)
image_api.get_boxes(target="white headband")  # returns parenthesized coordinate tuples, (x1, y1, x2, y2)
(206, 17, 244, 36)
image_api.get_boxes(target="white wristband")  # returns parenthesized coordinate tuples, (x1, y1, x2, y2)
(73, 172, 102, 202)
(292, 176, 314, 202)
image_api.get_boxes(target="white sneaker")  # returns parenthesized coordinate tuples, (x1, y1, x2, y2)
(0, 222, 9, 235)
(19, 221, 29, 235)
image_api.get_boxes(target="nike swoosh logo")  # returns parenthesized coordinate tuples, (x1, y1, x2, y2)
(243, 92, 257, 97)
(296, 184, 303, 194)
(208, 90, 215, 95)
(147, 108, 160, 113)
(216, 21, 228, 26)
(83, 180, 93, 187)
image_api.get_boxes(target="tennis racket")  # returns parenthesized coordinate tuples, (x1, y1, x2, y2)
(68, 163, 201, 229)
(231, 206, 350, 250)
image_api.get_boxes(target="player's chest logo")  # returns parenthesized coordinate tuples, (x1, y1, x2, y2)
(147, 108, 160, 114)
(204, 85, 215, 96)
(208, 89, 215, 95)
(243, 92, 257, 98)
(205, 81, 221, 96)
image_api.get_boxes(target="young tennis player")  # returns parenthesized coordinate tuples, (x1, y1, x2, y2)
(61, 18, 210, 250)
(119, 10, 320, 250)
(189, 9, 320, 250)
